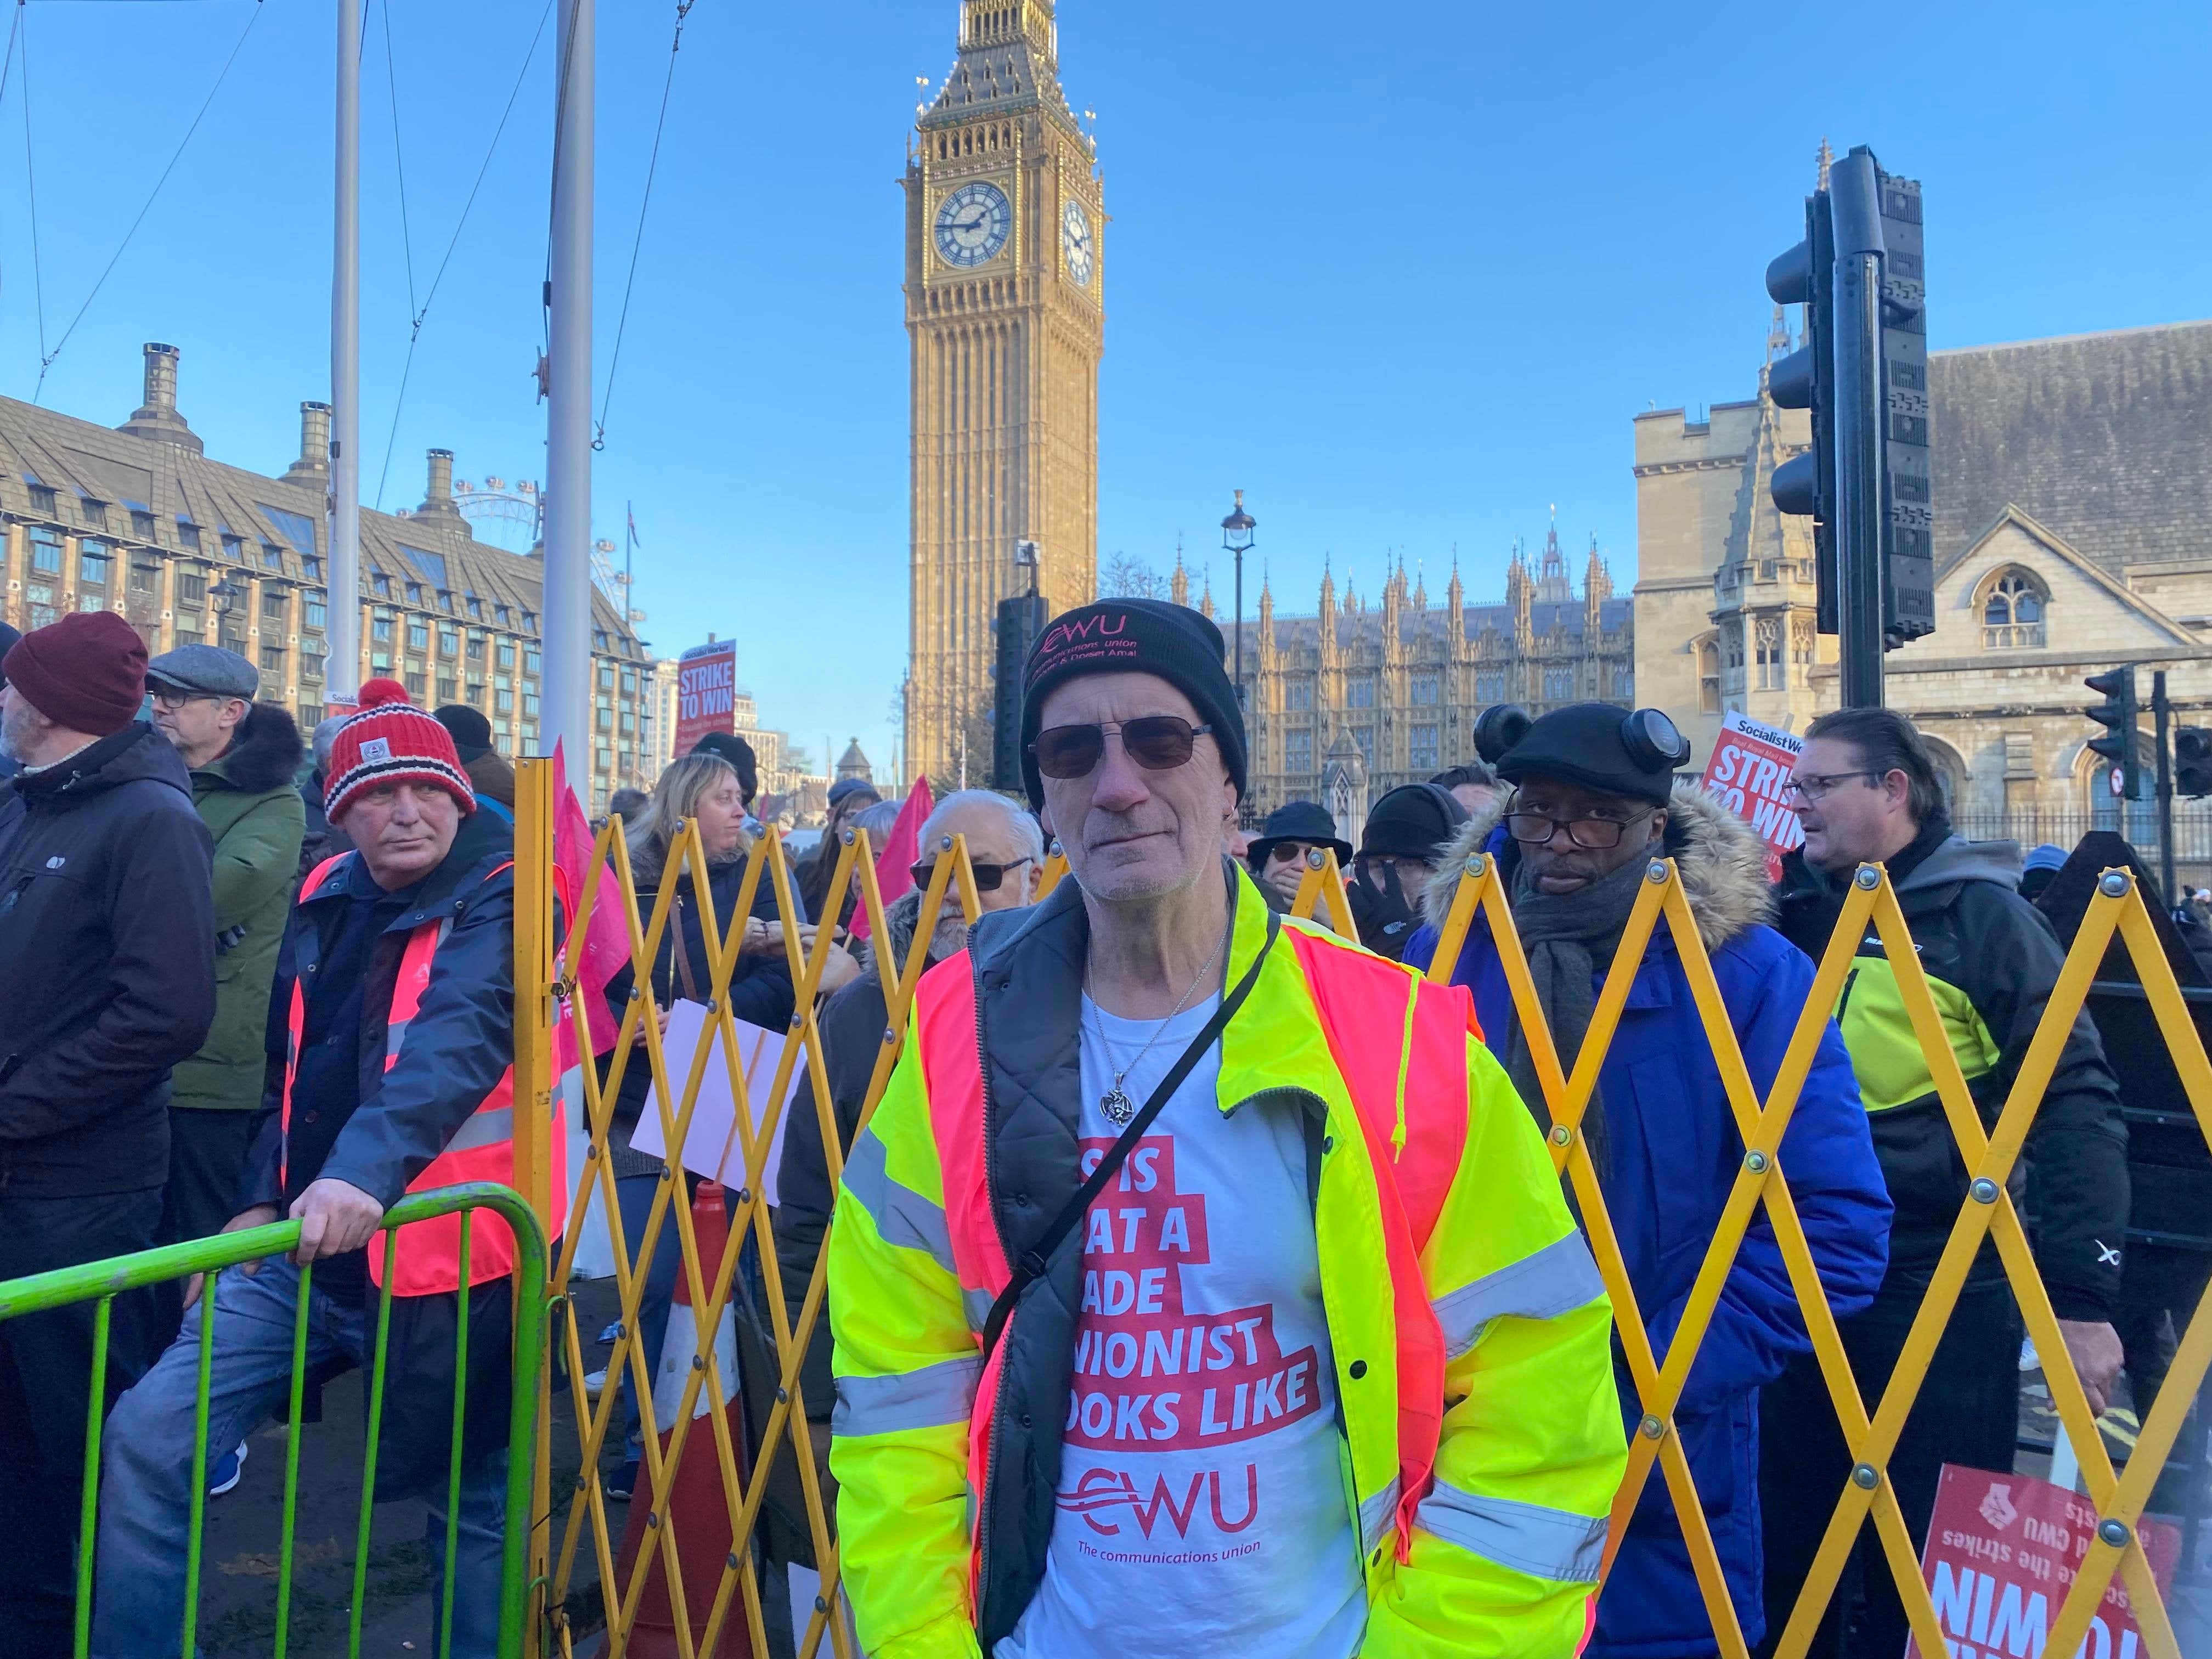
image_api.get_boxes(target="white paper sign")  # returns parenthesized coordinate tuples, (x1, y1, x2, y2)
(627, 999, 808, 1206)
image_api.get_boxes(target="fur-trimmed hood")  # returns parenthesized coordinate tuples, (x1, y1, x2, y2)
(1419, 781, 1776, 952)
(857, 885, 929, 983)
(197, 701, 306, 797)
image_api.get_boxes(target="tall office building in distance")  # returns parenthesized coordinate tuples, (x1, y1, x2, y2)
(904, 0, 1103, 785)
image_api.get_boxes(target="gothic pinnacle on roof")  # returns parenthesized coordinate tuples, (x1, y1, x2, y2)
(927, 0, 1080, 137)
(1816, 137, 1833, 191)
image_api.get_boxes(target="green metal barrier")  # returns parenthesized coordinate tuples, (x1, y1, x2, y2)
(0, 1181, 547, 1659)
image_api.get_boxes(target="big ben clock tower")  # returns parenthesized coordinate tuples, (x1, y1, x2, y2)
(904, 0, 1103, 787)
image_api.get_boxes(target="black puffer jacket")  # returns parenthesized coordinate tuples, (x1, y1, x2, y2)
(1778, 823, 2130, 1320)
(0, 723, 216, 1197)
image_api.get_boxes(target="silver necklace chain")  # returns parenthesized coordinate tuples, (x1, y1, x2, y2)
(1084, 921, 1232, 1126)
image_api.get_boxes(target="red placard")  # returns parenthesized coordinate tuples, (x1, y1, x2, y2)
(1699, 709, 1807, 882)
(1906, 1464, 2180, 1658)
(673, 639, 737, 760)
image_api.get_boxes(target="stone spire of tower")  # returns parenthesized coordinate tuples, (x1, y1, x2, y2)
(1446, 549, 1465, 651)
(1199, 569, 1216, 620)
(1258, 566, 1274, 633)
(1584, 534, 1612, 603)
(1411, 558, 1427, 615)
(1816, 137, 1833, 190)
(1170, 541, 1190, 607)
(1536, 517, 1572, 606)
(1318, 558, 1336, 649)
(1766, 303, 1792, 365)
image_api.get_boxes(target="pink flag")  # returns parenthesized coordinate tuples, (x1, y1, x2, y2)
(849, 777, 933, 943)
(551, 740, 629, 1054)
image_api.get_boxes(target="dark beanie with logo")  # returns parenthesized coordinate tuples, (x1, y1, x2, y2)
(1019, 597, 1248, 808)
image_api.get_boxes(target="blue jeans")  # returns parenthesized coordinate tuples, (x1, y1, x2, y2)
(92, 1258, 508, 1659)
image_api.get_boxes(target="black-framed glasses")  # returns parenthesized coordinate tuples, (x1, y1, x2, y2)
(1783, 771, 1886, 803)
(148, 689, 226, 712)
(1502, 805, 1644, 850)
(910, 856, 1034, 894)
(1030, 716, 1214, 780)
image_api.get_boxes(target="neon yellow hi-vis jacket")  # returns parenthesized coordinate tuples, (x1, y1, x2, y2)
(828, 866, 1625, 1657)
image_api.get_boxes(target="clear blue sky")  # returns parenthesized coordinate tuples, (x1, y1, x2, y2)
(0, 0, 2203, 775)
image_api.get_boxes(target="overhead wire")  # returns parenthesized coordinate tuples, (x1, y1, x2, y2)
(0, 4, 22, 321)
(381, 0, 417, 325)
(371, 0, 554, 507)
(31, 0, 264, 402)
(593, 0, 693, 451)
(20, 0, 48, 388)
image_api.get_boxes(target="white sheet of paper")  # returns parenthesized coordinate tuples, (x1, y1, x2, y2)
(627, 998, 808, 1206)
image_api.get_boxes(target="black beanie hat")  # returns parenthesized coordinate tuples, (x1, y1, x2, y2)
(1019, 597, 1247, 808)
(1359, 782, 1468, 864)
(1496, 701, 1681, 808)
(434, 703, 494, 763)
(690, 730, 759, 802)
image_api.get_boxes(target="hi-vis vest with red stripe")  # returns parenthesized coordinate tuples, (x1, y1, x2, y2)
(912, 921, 1477, 1596)
(285, 854, 575, 1296)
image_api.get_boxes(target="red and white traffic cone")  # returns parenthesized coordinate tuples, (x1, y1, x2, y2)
(612, 1181, 755, 1658)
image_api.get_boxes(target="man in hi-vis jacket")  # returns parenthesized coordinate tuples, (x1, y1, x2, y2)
(828, 599, 1627, 1658)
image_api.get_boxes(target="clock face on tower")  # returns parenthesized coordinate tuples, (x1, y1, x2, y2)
(1062, 199, 1093, 286)
(935, 181, 1012, 268)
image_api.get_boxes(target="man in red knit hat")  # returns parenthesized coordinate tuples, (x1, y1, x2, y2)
(100, 679, 552, 1658)
(0, 611, 216, 1655)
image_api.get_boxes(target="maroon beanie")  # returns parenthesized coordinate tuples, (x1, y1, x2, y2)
(2, 610, 148, 736)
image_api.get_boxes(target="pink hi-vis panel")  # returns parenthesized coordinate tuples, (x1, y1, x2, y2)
(284, 856, 573, 1297)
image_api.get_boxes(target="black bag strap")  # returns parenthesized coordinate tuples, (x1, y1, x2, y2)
(977, 907, 1279, 1363)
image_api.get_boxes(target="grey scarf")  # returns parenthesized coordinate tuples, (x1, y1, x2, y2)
(1502, 849, 1656, 1177)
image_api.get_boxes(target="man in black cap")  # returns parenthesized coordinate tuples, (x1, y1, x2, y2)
(1244, 799, 1352, 910)
(1346, 782, 1466, 959)
(433, 702, 515, 820)
(828, 599, 1625, 1659)
(1401, 702, 1891, 1658)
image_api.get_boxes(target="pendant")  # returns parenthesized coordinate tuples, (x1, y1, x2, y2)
(1099, 1081, 1136, 1126)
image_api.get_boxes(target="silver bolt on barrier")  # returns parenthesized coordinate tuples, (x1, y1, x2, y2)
(815, 1596, 831, 1614)
(1854, 865, 1882, 890)
(704, 998, 719, 1013)
(647, 1511, 660, 1529)
(1970, 1177, 2000, 1205)
(2098, 1519, 2130, 1548)
(661, 1164, 674, 1182)
(586, 1142, 601, 1160)
(1549, 1123, 1573, 1147)
(1306, 848, 1327, 869)
(940, 834, 954, 851)
(840, 828, 855, 845)
(692, 1354, 704, 1370)
(1646, 861, 1668, 883)
(1465, 854, 1485, 877)
(1745, 1150, 1770, 1174)
(1640, 1414, 1665, 1440)
(629, 985, 643, 999)
(1853, 1463, 1880, 1489)
(883, 1026, 897, 1042)
(726, 1553, 741, 1571)
(1049, 838, 1063, 857)
(777, 1385, 789, 1403)
(737, 1188, 752, 1204)
(2099, 871, 2130, 898)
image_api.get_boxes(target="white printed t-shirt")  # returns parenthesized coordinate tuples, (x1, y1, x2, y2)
(996, 996, 1367, 1659)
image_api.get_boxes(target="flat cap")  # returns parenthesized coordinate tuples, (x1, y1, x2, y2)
(145, 643, 258, 700)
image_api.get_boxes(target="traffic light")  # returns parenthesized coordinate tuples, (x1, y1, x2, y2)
(1765, 194, 1837, 634)
(2085, 667, 2141, 800)
(2176, 728, 2212, 798)
(991, 592, 1046, 793)
(1763, 147, 1933, 682)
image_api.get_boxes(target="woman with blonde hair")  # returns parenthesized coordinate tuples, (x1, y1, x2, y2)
(596, 751, 857, 1497)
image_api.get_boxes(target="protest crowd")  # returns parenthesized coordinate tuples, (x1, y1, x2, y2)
(0, 597, 2198, 1659)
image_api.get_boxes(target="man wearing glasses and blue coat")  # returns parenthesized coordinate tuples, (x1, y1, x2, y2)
(1402, 702, 1892, 1658)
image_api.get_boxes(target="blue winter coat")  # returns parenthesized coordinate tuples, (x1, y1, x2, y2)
(1403, 789, 1890, 1658)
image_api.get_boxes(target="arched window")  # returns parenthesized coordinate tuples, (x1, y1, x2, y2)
(1756, 618, 1783, 690)
(1698, 640, 1720, 713)
(1982, 568, 2048, 649)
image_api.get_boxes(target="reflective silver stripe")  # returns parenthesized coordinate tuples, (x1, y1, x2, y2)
(1359, 1478, 1402, 1554)
(555, 1065, 585, 1120)
(385, 1018, 410, 1062)
(841, 1128, 958, 1279)
(963, 1285, 995, 1335)
(1414, 1480, 1607, 1584)
(832, 1355, 982, 1437)
(1431, 1232, 1606, 1359)
(444, 1106, 516, 1154)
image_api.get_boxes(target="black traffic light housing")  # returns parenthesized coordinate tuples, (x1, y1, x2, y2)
(991, 592, 1047, 794)
(2086, 667, 2142, 801)
(1766, 197, 1837, 634)
(2175, 727, 2212, 799)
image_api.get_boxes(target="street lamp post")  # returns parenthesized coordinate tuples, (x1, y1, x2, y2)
(1221, 489, 1256, 709)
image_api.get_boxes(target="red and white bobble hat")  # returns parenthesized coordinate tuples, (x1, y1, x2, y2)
(323, 678, 478, 822)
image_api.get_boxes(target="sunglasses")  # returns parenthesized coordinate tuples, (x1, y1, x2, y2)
(1267, 842, 1317, 865)
(909, 856, 1034, 893)
(1031, 716, 1214, 780)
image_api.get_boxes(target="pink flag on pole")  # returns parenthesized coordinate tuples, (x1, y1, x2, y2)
(849, 777, 933, 943)
(551, 740, 628, 1054)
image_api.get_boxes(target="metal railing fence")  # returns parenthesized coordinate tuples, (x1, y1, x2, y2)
(0, 1181, 548, 1659)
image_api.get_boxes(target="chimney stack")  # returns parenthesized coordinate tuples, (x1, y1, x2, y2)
(116, 341, 204, 454)
(412, 447, 471, 534)
(281, 402, 332, 487)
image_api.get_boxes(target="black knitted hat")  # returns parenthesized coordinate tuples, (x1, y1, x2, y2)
(1019, 598, 1247, 808)
(1359, 782, 1468, 864)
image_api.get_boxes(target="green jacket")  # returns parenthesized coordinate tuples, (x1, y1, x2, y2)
(171, 708, 306, 1113)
